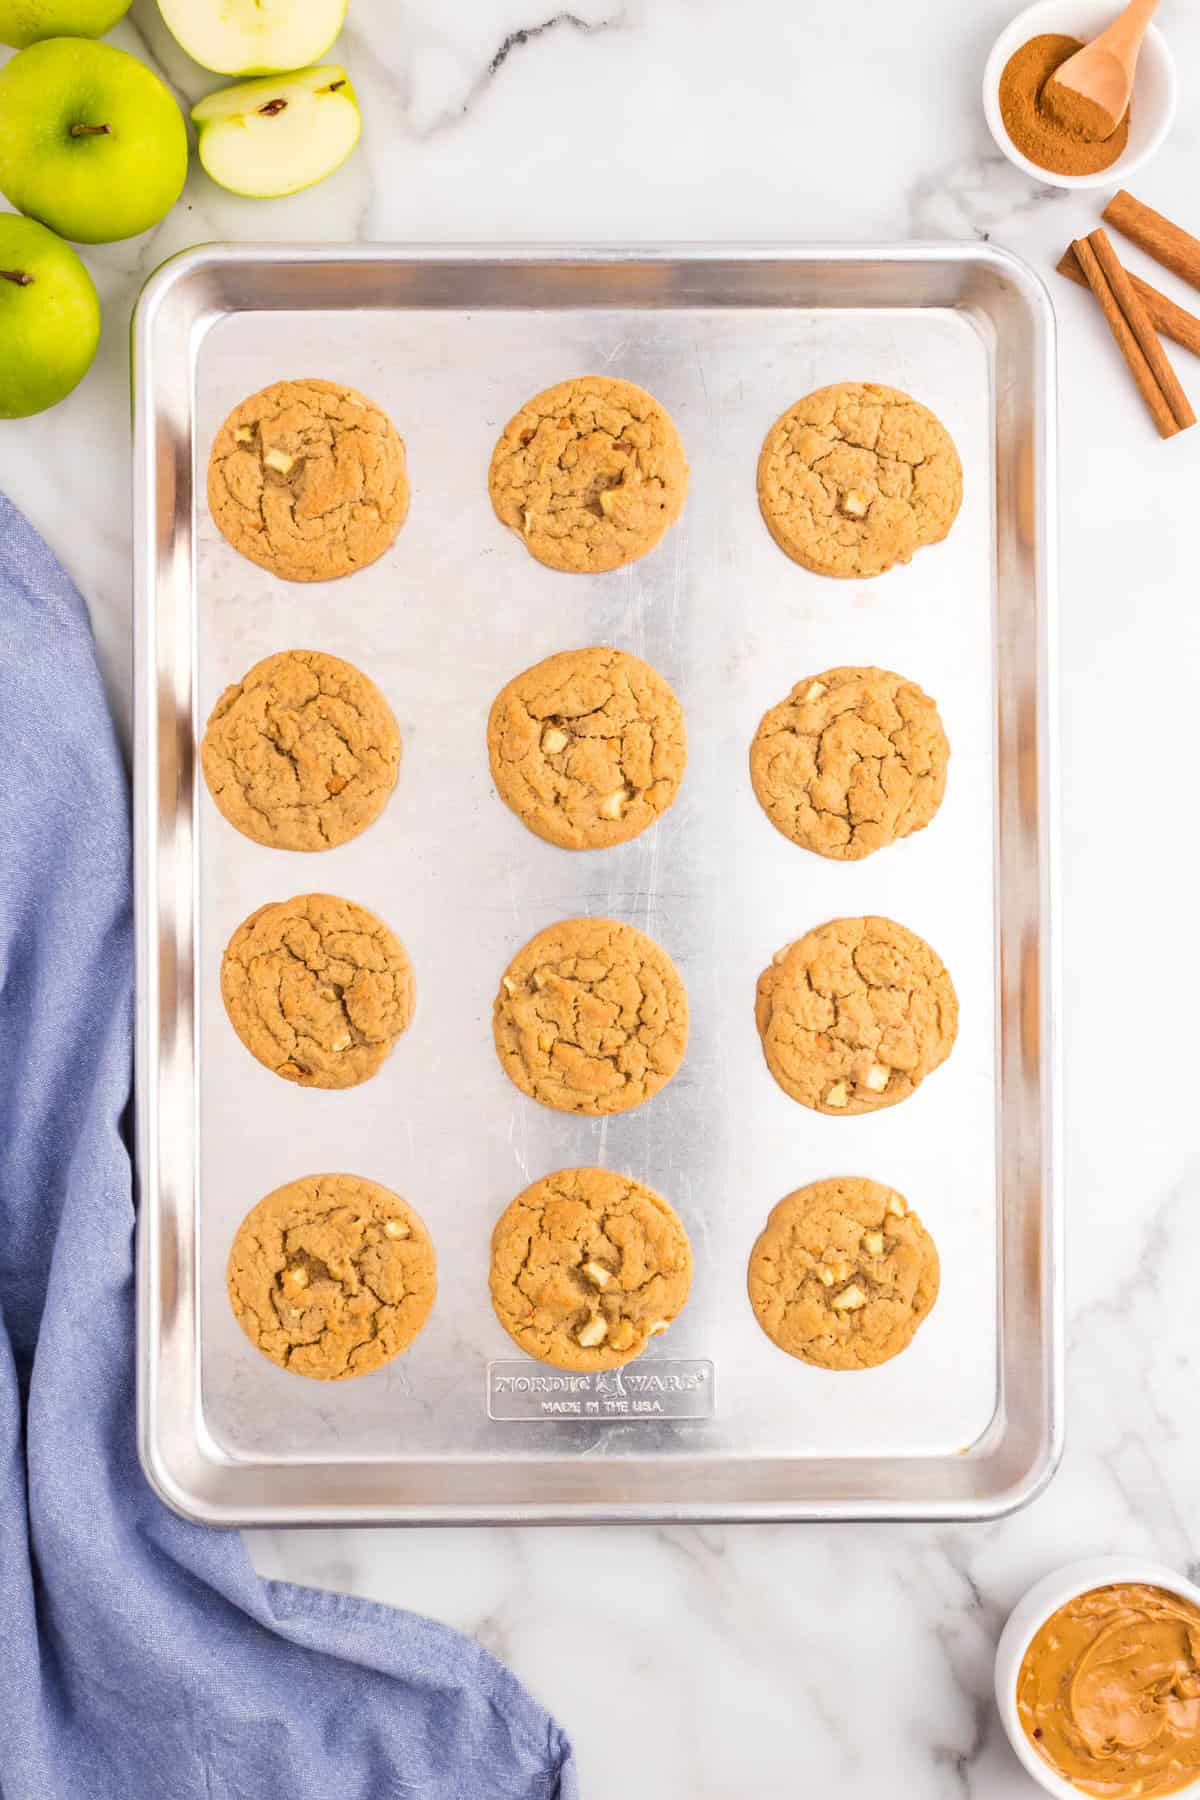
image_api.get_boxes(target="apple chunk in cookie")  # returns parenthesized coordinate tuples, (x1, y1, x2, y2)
(192, 66, 361, 199)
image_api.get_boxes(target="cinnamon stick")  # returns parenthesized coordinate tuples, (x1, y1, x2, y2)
(1103, 190, 1200, 294)
(1070, 235, 1180, 438)
(1058, 245, 1200, 359)
(1087, 229, 1194, 431)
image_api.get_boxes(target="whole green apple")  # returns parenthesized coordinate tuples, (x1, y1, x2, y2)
(0, 39, 188, 243)
(0, 214, 101, 418)
(0, 0, 132, 49)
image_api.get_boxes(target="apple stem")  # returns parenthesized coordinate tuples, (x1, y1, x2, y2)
(69, 123, 112, 137)
(0, 269, 33, 287)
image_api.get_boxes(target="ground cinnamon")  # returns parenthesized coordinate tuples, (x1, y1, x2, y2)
(999, 34, 1129, 176)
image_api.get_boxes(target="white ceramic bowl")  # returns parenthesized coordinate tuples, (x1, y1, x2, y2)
(983, 0, 1177, 190)
(995, 1555, 1200, 1798)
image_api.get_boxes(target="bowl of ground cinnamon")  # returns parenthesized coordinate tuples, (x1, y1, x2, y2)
(984, 0, 1176, 189)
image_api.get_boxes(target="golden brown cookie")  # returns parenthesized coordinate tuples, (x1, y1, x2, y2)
(757, 382, 962, 578)
(201, 649, 401, 852)
(494, 917, 687, 1116)
(488, 375, 689, 573)
(487, 645, 686, 850)
(489, 1166, 692, 1370)
(221, 893, 414, 1089)
(226, 1173, 436, 1380)
(208, 377, 409, 582)
(755, 916, 958, 1114)
(747, 1177, 939, 1370)
(750, 666, 949, 860)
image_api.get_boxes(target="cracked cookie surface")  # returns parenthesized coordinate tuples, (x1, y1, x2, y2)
(489, 1166, 692, 1370)
(221, 892, 414, 1089)
(488, 375, 688, 573)
(757, 381, 962, 579)
(494, 917, 687, 1116)
(208, 377, 409, 583)
(755, 915, 957, 1114)
(201, 649, 401, 851)
(747, 1177, 939, 1370)
(488, 645, 686, 850)
(226, 1173, 436, 1380)
(750, 666, 949, 860)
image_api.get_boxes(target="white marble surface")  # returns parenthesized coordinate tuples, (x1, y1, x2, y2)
(6, 0, 1200, 1791)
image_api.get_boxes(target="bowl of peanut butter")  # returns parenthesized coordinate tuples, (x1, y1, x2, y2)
(996, 1557, 1200, 1799)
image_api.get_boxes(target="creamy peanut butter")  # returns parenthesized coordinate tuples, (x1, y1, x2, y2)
(1017, 1583, 1200, 1798)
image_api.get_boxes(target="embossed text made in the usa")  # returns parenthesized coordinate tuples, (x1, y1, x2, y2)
(487, 1359, 715, 1422)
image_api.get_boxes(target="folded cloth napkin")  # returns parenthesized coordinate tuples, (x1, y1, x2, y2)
(0, 493, 578, 1800)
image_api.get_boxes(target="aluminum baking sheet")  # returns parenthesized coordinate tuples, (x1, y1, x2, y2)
(134, 245, 1060, 1524)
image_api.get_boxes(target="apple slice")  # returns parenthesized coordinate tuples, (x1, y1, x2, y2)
(156, 0, 345, 77)
(192, 66, 360, 199)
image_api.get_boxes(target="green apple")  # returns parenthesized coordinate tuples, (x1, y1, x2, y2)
(0, 215, 101, 417)
(156, 0, 346, 76)
(192, 66, 360, 198)
(0, 0, 131, 47)
(0, 39, 188, 244)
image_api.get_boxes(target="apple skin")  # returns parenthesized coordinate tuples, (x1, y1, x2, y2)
(0, 0, 132, 49)
(157, 0, 347, 77)
(192, 66, 361, 199)
(0, 39, 188, 244)
(0, 214, 101, 418)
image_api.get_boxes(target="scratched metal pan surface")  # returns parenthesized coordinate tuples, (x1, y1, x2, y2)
(132, 244, 1060, 1525)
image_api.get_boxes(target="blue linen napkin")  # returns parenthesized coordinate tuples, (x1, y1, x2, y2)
(0, 492, 578, 1800)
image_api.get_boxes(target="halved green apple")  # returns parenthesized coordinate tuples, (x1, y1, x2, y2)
(156, 0, 346, 77)
(192, 66, 360, 199)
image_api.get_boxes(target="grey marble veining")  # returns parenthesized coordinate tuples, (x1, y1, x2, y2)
(5, 0, 1200, 1791)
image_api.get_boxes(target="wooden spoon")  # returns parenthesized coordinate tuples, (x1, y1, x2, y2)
(1043, 0, 1160, 141)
